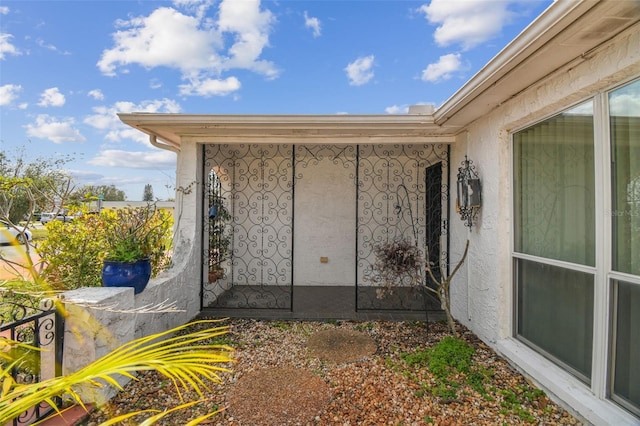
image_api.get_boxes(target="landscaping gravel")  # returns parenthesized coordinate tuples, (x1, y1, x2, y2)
(83, 318, 582, 425)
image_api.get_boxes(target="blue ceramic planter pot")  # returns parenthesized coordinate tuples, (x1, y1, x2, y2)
(102, 258, 152, 294)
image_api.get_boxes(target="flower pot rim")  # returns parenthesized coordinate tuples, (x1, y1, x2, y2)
(104, 257, 151, 264)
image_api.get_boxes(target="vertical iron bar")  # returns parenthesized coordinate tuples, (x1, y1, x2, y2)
(290, 144, 296, 312)
(446, 144, 451, 276)
(355, 144, 360, 313)
(200, 144, 206, 311)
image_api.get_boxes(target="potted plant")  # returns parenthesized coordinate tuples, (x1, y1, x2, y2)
(208, 194, 231, 282)
(102, 203, 172, 294)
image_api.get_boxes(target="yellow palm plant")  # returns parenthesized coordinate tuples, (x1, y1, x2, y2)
(0, 319, 234, 425)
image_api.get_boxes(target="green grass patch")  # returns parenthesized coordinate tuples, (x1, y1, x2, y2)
(401, 336, 474, 377)
(399, 336, 494, 401)
(497, 385, 546, 423)
(29, 227, 48, 240)
(270, 321, 292, 330)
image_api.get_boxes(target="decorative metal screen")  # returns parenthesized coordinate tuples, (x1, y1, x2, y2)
(356, 144, 449, 311)
(202, 143, 449, 313)
(203, 144, 294, 309)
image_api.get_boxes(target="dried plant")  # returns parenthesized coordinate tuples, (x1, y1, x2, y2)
(371, 238, 424, 297)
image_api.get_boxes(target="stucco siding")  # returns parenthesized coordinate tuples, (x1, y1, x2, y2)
(448, 23, 640, 348)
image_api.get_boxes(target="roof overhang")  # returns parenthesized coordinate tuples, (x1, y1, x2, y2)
(117, 113, 454, 152)
(435, 0, 640, 129)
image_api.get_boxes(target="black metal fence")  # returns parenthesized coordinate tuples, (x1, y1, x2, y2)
(1, 294, 64, 425)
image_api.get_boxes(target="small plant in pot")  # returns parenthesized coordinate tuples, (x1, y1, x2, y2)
(102, 203, 172, 294)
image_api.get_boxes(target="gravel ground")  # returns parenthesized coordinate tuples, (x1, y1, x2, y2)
(83, 318, 583, 426)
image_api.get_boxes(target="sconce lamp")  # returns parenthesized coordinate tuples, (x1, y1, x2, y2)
(456, 155, 482, 229)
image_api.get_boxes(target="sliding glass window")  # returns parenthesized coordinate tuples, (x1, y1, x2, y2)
(609, 79, 640, 415)
(513, 102, 595, 382)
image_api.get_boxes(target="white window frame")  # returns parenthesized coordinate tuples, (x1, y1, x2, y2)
(510, 75, 640, 417)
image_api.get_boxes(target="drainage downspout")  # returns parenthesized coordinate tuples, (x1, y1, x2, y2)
(150, 135, 180, 153)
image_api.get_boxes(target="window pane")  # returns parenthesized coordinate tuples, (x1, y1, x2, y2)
(610, 79, 640, 276)
(516, 258, 594, 381)
(514, 102, 595, 266)
(612, 280, 640, 415)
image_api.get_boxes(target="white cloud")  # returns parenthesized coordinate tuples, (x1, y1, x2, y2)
(98, 7, 221, 76)
(421, 53, 462, 82)
(88, 89, 105, 100)
(304, 11, 321, 37)
(385, 105, 409, 114)
(38, 87, 66, 107)
(179, 76, 241, 97)
(0, 6, 9, 15)
(25, 114, 86, 143)
(0, 33, 21, 59)
(36, 38, 70, 55)
(84, 98, 182, 143)
(68, 169, 106, 182)
(345, 55, 375, 86)
(98, 0, 278, 89)
(218, 0, 278, 77)
(88, 149, 176, 169)
(0, 84, 22, 106)
(419, 0, 514, 50)
(609, 92, 640, 117)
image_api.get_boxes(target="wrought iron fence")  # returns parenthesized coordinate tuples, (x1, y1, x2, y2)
(1, 293, 64, 425)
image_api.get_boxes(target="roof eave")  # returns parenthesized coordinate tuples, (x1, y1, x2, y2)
(435, 0, 640, 128)
(117, 113, 453, 151)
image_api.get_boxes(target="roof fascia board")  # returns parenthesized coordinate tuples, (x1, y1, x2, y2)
(179, 135, 456, 144)
(118, 113, 448, 150)
(434, 0, 594, 126)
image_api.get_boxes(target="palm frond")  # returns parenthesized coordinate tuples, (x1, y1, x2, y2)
(0, 319, 233, 425)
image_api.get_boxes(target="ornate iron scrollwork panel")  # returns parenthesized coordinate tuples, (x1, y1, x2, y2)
(203, 144, 293, 309)
(356, 144, 449, 311)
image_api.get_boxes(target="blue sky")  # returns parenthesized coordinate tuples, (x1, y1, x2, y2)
(1, 0, 552, 201)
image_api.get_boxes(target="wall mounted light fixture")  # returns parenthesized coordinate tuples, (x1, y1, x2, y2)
(456, 155, 482, 229)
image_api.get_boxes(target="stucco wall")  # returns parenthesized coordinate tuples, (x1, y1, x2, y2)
(60, 141, 203, 403)
(447, 25, 640, 345)
(294, 153, 357, 286)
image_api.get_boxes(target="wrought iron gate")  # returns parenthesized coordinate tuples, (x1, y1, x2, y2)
(1, 295, 64, 425)
(201, 143, 449, 314)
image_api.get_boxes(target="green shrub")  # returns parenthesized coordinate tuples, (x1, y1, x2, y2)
(37, 214, 108, 290)
(37, 207, 173, 291)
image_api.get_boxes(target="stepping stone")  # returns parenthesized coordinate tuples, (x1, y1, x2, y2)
(307, 328, 377, 363)
(227, 366, 330, 425)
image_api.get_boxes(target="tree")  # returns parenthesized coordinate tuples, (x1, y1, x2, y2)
(142, 184, 154, 202)
(71, 185, 126, 202)
(0, 148, 75, 223)
(424, 240, 469, 337)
